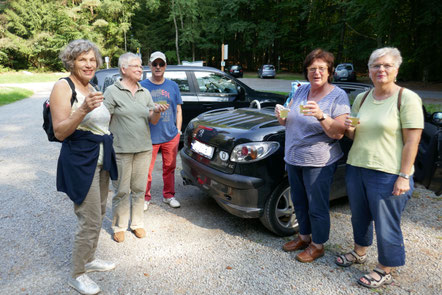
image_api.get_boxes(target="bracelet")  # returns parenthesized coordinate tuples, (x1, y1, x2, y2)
(398, 172, 410, 179)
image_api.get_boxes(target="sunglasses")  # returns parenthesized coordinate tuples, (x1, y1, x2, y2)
(152, 61, 165, 67)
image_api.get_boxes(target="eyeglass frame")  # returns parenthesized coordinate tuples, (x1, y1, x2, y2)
(307, 66, 328, 73)
(369, 63, 396, 71)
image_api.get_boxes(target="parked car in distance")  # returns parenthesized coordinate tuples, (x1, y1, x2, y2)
(334, 63, 356, 82)
(258, 64, 276, 79)
(93, 65, 286, 131)
(225, 65, 243, 78)
(180, 82, 441, 236)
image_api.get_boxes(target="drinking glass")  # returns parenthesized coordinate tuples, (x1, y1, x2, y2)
(348, 112, 360, 127)
(299, 98, 308, 114)
(280, 107, 290, 119)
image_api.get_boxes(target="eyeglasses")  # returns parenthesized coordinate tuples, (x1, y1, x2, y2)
(370, 63, 395, 70)
(307, 66, 327, 73)
(152, 61, 165, 67)
(128, 64, 143, 70)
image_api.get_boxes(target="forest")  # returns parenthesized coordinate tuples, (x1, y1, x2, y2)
(0, 0, 441, 81)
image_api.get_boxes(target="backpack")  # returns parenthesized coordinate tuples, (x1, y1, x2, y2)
(42, 77, 77, 142)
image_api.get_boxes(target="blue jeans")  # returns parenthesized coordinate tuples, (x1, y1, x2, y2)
(346, 165, 413, 267)
(286, 162, 337, 244)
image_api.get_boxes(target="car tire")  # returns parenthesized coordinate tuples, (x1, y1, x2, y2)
(259, 179, 297, 236)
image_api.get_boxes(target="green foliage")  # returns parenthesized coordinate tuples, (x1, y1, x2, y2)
(0, 0, 441, 81)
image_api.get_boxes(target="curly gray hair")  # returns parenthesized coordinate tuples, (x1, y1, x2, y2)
(368, 47, 402, 69)
(59, 39, 103, 72)
(118, 52, 142, 76)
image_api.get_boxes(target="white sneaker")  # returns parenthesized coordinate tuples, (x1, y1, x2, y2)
(85, 259, 116, 273)
(68, 274, 100, 295)
(163, 197, 180, 208)
(144, 200, 150, 211)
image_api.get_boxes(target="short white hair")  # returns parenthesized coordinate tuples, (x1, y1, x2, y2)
(118, 52, 142, 75)
(368, 47, 402, 68)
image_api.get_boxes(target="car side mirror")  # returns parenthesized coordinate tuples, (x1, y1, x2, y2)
(432, 112, 442, 126)
(236, 85, 245, 99)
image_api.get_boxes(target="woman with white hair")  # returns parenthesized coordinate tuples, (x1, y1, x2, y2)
(336, 47, 424, 288)
(52, 39, 118, 295)
(104, 52, 168, 243)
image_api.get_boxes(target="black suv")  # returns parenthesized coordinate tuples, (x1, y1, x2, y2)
(92, 66, 285, 130)
(225, 65, 244, 78)
(180, 83, 441, 236)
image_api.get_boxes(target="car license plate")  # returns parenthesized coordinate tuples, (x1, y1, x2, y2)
(191, 140, 214, 159)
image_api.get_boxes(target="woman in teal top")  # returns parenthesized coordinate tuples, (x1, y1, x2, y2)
(336, 47, 424, 289)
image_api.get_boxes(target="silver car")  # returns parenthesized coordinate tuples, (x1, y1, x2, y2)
(258, 64, 276, 79)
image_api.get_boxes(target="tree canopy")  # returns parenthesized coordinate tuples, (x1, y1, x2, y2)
(1, 0, 441, 81)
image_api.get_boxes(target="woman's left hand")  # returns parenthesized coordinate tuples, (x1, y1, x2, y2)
(392, 176, 410, 196)
(303, 101, 323, 120)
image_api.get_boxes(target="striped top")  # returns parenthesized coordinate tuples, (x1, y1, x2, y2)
(284, 84, 350, 167)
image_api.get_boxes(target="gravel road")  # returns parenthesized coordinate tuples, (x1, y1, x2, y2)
(0, 84, 440, 295)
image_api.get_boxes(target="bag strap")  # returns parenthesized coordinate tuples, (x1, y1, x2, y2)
(358, 89, 372, 109)
(397, 87, 403, 111)
(360, 87, 403, 111)
(61, 77, 77, 105)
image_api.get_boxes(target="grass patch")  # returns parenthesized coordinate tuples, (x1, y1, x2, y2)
(243, 72, 305, 81)
(0, 87, 34, 106)
(275, 72, 305, 81)
(0, 72, 66, 83)
(425, 104, 442, 113)
(268, 91, 290, 96)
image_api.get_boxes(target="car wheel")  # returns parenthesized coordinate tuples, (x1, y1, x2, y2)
(259, 179, 297, 236)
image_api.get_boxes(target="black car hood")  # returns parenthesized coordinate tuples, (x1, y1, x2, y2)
(188, 107, 284, 152)
(248, 91, 286, 104)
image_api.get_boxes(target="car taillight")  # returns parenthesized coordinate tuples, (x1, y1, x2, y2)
(231, 142, 280, 163)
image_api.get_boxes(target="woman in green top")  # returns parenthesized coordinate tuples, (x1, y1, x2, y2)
(335, 47, 424, 288)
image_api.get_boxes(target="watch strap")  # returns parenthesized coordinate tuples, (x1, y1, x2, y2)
(398, 172, 410, 179)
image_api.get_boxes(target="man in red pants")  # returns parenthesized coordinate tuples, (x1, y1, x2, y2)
(140, 51, 183, 209)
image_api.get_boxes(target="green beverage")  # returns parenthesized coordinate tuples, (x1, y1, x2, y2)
(349, 116, 359, 126)
(299, 104, 308, 114)
(280, 108, 289, 119)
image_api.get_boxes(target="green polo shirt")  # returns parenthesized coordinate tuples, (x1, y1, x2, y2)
(104, 80, 156, 153)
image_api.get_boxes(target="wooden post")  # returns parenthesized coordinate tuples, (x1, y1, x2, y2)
(221, 43, 225, 72)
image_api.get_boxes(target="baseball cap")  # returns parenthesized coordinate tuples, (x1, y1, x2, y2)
(149, 51, 166, 63)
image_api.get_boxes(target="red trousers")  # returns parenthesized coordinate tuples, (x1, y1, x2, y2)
(145, 133, 180, 201)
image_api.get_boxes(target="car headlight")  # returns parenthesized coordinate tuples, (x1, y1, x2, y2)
(230, 142, 280, 163)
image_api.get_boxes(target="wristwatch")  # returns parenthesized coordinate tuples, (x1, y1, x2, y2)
(398, 172, 410, 179)
(318, 113, 328, 121)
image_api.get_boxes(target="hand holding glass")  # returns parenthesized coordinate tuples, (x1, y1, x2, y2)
(348, 112, 359, 127)
(299, 98, 308, 114)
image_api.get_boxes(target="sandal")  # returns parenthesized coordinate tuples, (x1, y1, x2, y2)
(357, 267, 392, 289)
(335, 250, 367, 267)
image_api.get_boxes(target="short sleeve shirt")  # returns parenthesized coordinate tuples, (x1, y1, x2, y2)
(140, 79, 183, 144)
(347, 88, 424, 174)
(284, 84, 350, 167)
(104, 80, 155, 153)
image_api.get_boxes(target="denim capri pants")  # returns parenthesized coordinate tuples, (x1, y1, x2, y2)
(286, 162, 337, 244)
(346, 165, 413, 267)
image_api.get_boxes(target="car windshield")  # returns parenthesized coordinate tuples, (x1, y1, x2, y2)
(231, 65, 241, 70)
(263, 65, 274, 70)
